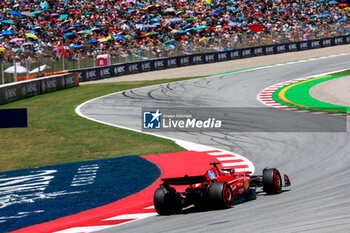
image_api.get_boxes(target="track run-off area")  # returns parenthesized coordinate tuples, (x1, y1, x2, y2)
(13, 53, 350, 233)
(71, 53, 350, 233)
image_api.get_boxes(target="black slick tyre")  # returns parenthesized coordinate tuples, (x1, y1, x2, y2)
(208, 182, 233, 209)
(154, 187, 179, 215)
(263, 168, 282, 194)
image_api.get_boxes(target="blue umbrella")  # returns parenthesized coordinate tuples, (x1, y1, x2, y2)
(73, 24, 84, 27)
(94, 23, 102, 26)
(58, 14, 68, 20)
(86, 39, 98, 43)
(72, 44, 83, 48)
(164, 39, 176, 44)
(40, 1, 49, 10)
(32, 10, 42, 15)
(1, 30, 13, 35)
(214, 8, 222, 11)
(29, 30, 37, 34)
(142, 24, 157, 28)
(209, 11, 220, 16)
(329, 0, 338, 4)
(228, 22, 238, 27)
(116, 35, 126, 40)
(193, 25, 207, 30)
(183, 24, 193, 30)
(227, 7, 235, 10)
(11, 10, 22, 17)
(1, 20, 15, 25)
(150, 17, 161, 22)
(319, 14, 331, 17)
(64, 32, 76, 38)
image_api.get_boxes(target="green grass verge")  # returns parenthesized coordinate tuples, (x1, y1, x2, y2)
(0, 77, 203, 172)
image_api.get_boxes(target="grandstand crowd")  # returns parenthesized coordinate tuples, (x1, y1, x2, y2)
(0, 0, 349, 63)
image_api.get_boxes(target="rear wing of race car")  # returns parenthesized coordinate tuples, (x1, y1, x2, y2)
(161, 175, 207, 185)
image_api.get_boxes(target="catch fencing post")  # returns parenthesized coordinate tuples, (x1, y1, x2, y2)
(14, 60, 17, 82)
(26, 59, 29, 80)
(51, 57, 54, 74)
(1, 63, 3, 84)
(62, 54, 65, 71)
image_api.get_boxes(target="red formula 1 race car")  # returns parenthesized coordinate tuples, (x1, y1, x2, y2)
(154, 162, 291, 215)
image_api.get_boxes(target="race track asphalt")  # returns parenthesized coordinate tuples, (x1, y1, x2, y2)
(79, 54, 350, 233)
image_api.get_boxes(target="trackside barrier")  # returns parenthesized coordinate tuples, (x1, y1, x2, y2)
(0, 72, 78, 105)
(71, 35, 350, 82)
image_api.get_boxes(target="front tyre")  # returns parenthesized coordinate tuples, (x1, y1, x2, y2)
(208, 182, 233, 209)
(263, 168, 282, 194)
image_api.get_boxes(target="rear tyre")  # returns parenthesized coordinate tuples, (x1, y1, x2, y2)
(208, 182, 233, 209)
(263, 168, 282, 194)
(154, 187, 180, 215)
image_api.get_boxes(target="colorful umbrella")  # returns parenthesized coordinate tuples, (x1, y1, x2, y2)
(1, 30, 14, 35)
(167, 17, 183, 23)
(199, 37, 209, 42)
(1, 20, 15, 25)
(150, 17, 161, 22)
(164, 8, 176, 13)
(116, 35, 126, 40)
(25, 33, 38, 39)
(11, 11, 21, 17)
(176, 11, 185, 16)
(71, 44, 83, 48)
(83, 30, 93, 34)
(164, 39, 176, 44)
(249, 24, 264, 32)
(21, 11, 35, 17)
(40, 2, 49, 10)
(32, 11, 42, 15)
(10, 38, 25, 43)
(64, 32, 77, 38)
(171, 29, 180, 33)
(58, 14, 68, 20)
(86, 39, 98, 43)
(98, 37, 109, 42)
(54, 45, 64, 50)
(4, 65, 28, 74)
